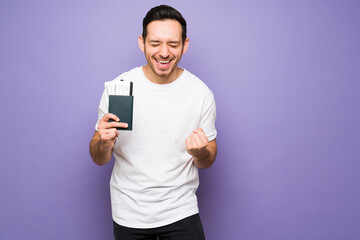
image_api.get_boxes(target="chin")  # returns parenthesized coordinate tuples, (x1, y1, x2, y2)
(155, 69, 172, 77)
(157, 73, 170, 79)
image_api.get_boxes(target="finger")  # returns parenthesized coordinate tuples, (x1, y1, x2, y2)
(195, 130, 208, 146)
(99, 121, 128, 130)
(99, 113, 120, 124)
(99, 128, 118, 137)
(188, 134, 201, 149)
(192, 128, 208, 143)
(185, 136, 195, 150)
(99, 128, 118, 135)
(99, 131, 117, 141)
(185, 136, 191, 149)
(193, 128, 204, 134)
(105, 121, 128, 129)
(191, 134, 204, 148)
(116, 122, 128, 129)
(99, 128, 117, 135)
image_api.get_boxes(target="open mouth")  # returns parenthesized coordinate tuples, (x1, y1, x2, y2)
(158, 60, 171, 64)
(155, 59, 173, 68)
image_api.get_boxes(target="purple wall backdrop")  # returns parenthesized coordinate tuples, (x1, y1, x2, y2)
(1, 0, 359, 239)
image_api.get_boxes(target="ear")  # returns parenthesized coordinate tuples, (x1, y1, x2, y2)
(182, 37, 189, 54)
(138, 35, 145, 53)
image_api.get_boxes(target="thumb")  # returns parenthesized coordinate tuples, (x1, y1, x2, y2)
(193, 128, 204, 134)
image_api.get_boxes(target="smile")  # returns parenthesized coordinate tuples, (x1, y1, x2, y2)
(156, 59, 172, 64)
(154, 59, 173, 69)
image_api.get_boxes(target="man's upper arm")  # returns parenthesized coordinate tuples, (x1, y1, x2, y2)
(200, 92, 217, 142)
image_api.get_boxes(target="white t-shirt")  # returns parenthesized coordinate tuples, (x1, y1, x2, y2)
(95, 66, 217, 228)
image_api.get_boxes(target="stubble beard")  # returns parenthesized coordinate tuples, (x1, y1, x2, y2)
(144, 45, 184, 81)
(149, 61, 175, 79)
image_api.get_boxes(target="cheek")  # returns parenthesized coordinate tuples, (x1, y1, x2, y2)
(144, 46, 158, 56)
(169, 49, 182, 58)
(145, 51, 156, 60)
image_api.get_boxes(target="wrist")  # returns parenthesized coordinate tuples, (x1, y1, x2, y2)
(99, 139, 114, 152)
(192, 148, 210, 161)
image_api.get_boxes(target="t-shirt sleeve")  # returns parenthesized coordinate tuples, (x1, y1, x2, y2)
(94, 88, 109, 131)
(199, 92, 217, 141)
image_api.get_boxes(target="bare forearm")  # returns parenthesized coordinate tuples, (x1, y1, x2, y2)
(90, 141, 113, 165)
(89, 131, 114, 166)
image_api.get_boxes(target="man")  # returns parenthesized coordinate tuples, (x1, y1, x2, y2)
(90, 5, 217, 240)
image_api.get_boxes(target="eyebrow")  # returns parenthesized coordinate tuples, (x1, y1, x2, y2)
(149, 40, 181, 44)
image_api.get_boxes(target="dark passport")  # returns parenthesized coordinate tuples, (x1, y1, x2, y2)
(108, 95, 133, 130)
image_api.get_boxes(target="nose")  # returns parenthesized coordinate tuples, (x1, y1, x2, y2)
(159, 44, 169, 59)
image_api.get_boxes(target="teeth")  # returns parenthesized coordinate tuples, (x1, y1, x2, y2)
(158, 60, 170, 64)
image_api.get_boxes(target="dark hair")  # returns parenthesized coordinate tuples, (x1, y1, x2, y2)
(142, 5, 187, 43)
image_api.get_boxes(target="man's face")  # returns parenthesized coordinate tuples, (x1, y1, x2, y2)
(139, 19, 189, 82)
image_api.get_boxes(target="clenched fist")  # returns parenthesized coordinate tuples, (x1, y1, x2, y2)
(186, 128, 209, 158)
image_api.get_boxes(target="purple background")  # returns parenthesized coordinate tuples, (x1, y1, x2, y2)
(1, 0, 359, 239)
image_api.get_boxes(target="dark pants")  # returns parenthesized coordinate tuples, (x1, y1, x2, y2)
(113, 214, 206, 240)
